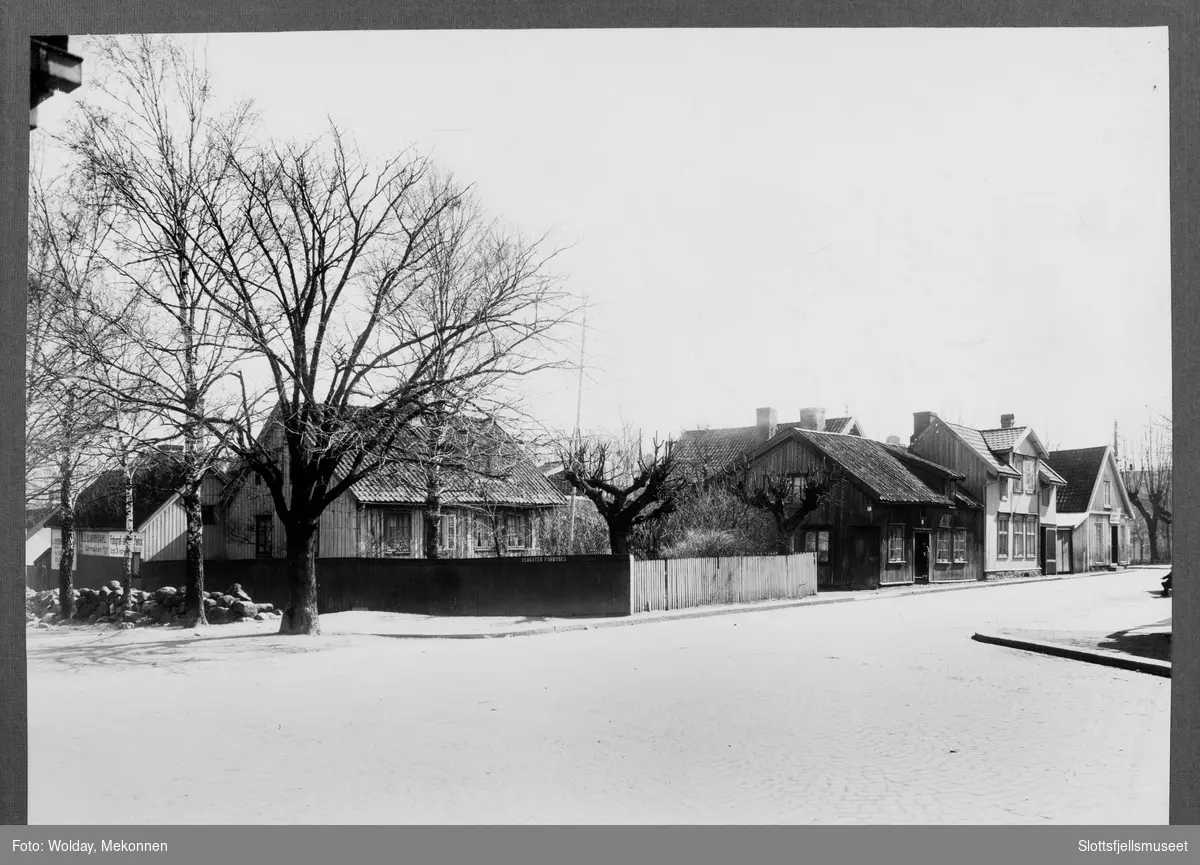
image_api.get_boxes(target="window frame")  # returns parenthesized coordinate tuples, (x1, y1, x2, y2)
(952, 528, 967, 563)
(935, 529, 951, 564)
(999, 477, 1009, 501)
(1103, 480, 1112, 508)
(1013, 515, 1025, 558)
(440, 513, 459, 554)
(1023, 458, 1036, 495)
(887, 525, 905, 564)
(504, 512, 529, 551)
(1012, 456, 1023, 494)
(997, 515, 1009, 558)
(381, 510, 413, 557)
(254, 514, 273, 559)
(1025, 517, 1037, 560)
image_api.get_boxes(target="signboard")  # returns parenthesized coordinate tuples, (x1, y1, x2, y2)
(51, 532, 143, 570)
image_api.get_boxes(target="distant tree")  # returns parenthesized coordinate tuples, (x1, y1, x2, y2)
(557, 431, 687, 557)
(1124, 415, 1172, 563)
(657, 483, 776, 559)
(734, 460, 845, 555)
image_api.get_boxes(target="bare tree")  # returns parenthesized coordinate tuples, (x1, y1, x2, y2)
(733, 459, 845, 555)
(557, 431, 686, 557)
(191, 130, 574, 634)
(27, 171, 118, 619)
(63, 35, 258, 626)
(1124, 414, 1172, 563)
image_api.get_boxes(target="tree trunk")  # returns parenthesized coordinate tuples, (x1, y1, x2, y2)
(1147, 526, 1160, 564)
(776, 532, 795, 556)
(608, 522, 630, 556)
(279, 522, 320, 635)
(181, 480, 208, 627)
(424, 496, 443, 560)
(121, 465, 134, 612)
(57, 461, 75, 620)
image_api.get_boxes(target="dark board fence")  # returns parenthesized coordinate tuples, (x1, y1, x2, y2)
(140, 555, 633, 618)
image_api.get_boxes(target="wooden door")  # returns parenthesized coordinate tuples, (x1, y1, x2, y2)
(847, 526, 881, 588)
(914, 531, 930, 582)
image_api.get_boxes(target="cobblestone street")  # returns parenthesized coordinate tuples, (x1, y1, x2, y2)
(27, 569, 1170, 824)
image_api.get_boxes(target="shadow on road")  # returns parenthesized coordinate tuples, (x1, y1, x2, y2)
(1098, 628, 1172, 663)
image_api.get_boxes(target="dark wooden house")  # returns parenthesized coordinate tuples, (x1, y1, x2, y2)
(744, 427, 985, 589)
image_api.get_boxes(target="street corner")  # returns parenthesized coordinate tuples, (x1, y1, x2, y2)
(972, 627, 1171, 678)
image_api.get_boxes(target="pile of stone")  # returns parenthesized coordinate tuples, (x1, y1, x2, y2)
(25, 581, 282, 628)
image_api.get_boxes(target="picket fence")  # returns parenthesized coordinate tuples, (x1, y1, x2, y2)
(629, 553, 818, 613)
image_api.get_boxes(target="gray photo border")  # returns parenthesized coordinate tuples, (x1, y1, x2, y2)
(2, 1, 1197, 862)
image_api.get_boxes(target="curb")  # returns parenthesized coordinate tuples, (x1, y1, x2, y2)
(367, 568, 1154, 640)
(971, 632, 1172, 678)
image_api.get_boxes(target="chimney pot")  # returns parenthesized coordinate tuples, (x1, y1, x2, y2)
(1001, 413, 1015, 429)
(756, 407, 778, 443)
(912, 411, 934, 444)
(799, 406, 827, 432)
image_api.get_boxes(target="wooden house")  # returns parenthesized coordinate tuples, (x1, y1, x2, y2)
(220, 415, 566, 560)
(743, 427, 984, 589)
(1046, 446, 1135, 571)
(908, 412, 1068, 577)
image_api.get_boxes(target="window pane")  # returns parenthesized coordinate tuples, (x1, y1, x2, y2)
(804, 532, 818, 553)
(817, 531, 829, 564)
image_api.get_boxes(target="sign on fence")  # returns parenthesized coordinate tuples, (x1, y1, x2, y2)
(51, 532, 143, 568)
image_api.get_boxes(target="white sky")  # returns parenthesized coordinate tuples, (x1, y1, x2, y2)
(34, 28, 1171, 452)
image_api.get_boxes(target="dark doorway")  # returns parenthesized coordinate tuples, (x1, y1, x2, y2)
(1111, 526, 1120, 566)
(847, 526, 881, 588)
(914, 531, 931, 583)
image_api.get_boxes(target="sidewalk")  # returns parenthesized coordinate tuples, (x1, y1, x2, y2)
(973, 617, 1172, 678)
(318, 567, 1145, 640)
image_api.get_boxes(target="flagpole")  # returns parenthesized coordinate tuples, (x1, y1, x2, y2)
(567, 301, 586, 554)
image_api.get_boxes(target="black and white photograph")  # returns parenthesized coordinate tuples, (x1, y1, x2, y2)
(20, 26, 1175, 827)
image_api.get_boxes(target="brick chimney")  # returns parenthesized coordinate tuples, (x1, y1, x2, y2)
(756, 407, 778, 443)
(912, 411, 934, 444)
(799, 407, 826, 432)
(1000, 413, 1015, 429)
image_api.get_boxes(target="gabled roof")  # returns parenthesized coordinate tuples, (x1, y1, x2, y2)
(979, 426, 1027, 453)
(345, 419, 565, 508)
(1046, 446, 1116, 514)
(943, 422, 1021, 478)
(757, 428, 963, 507)
(882, 443, 967, 480)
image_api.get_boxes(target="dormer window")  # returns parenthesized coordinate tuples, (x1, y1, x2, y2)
(1012, 456, 1023, 493)
(1023, 458, 1035, 494)
(999, 478, 1009, 501)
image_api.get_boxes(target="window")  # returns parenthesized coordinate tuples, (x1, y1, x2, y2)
(1013, 515, 1025, 558)
(953, 528, 967, 563)
(201, 505, 217, 526)
(803, 530, 830, 564)
(997, 515, 1009, 558)
(999, 478, 1009, 501)
(1012, 457, 1023, 494)
(1025, 518, 1037, 560)
(505, 513, 529, 550)
(887, 526, 905, 563)
(475, 518, 497, 551)
(1041, 487, 1051, 508)
(1023, 459, 1036, 495)
(381, 511, 412, 557)
(440, 514, 458, 554)
(254, 515, 272, 558)
(936, 529, 951, 563)
(1103, 480, 1112, 508)
(1095, 519, 1106, 559)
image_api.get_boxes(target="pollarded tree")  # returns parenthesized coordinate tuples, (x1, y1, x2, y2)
(194, 129, 575, 635)
(1124, 414, 1172, 563)
(558, 431, 688, 557)
(733, 460, 845, 555)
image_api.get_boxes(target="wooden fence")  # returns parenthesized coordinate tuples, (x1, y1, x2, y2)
(630, 553, 818, 613)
